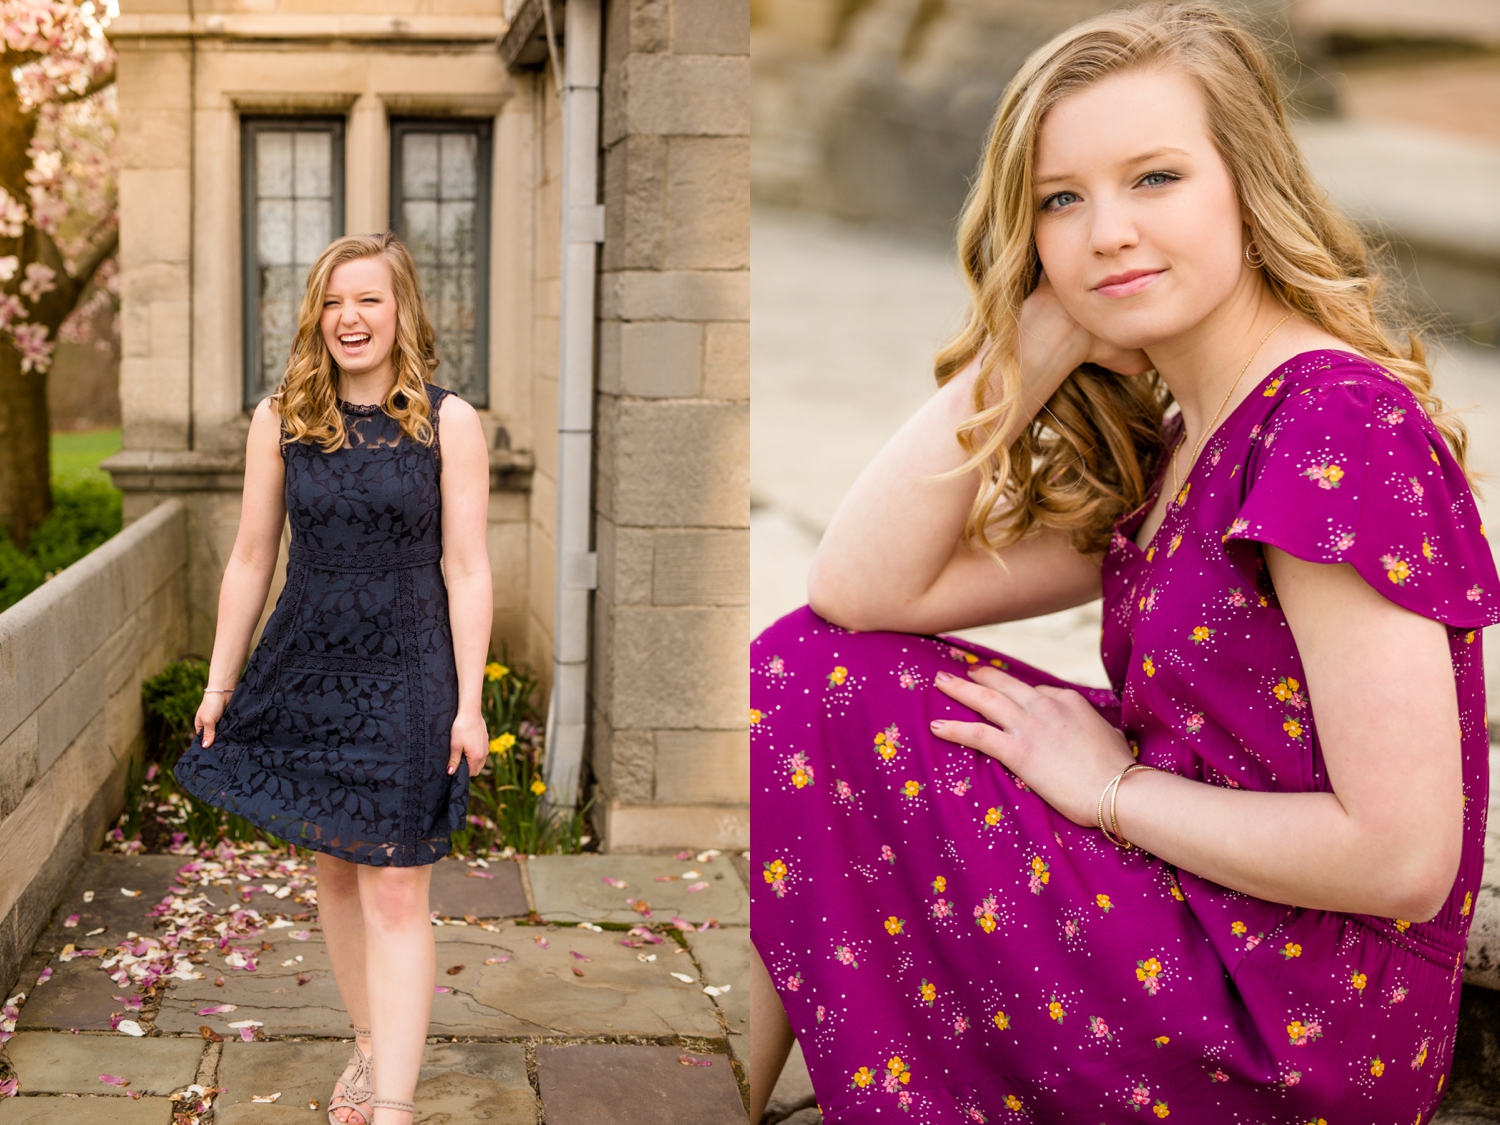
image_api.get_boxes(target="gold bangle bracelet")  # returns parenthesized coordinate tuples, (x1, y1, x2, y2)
(1107, 764, 1156, 849)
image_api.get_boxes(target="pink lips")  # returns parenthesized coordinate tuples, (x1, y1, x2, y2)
(1093, 268, 1164, 298)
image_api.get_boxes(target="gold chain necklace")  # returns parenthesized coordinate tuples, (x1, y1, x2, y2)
(1170, 314, 1291, 500)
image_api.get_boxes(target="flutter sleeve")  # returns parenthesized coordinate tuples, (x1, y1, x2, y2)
(1224, 363, 1500, 628)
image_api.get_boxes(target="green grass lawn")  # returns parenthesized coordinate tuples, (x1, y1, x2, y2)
(51, 427, 121, 485)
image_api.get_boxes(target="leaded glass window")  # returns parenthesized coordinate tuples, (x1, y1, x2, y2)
(390, 119, 492, 408)
(241, 117, 345, 407)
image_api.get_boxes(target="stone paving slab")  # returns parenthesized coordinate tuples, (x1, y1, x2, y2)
(765, 1041, 817, 1123)
(1, 1030, 202, 1095)
(214, 1039, 351, 1123)
(155, 936, 346, 1038)
(686, 928, 749, 1044)
(0, 1096, 176, 1123)
(429, 857, 529, 918)
(14, 956, 137, 1031)
(411, 1042, 536, 1124)
(528, 855, 748, 926)
(32, 855, 186, 953)
(536, 1043, 746, 1125)
(433, 924, 725, 1038)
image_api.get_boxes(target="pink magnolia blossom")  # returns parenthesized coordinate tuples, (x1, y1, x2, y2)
(10, 321, 53, 373)
(19, 261, 55, 301)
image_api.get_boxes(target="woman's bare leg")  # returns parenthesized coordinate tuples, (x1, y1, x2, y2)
(750, 945, 796, 1124)
(358, 863, 435, 1122)
(316, 853, 373, 1123)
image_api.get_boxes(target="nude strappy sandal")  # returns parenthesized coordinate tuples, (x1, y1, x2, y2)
(369, 1096, 415, 1120)
(327, 1025, 375, 1125)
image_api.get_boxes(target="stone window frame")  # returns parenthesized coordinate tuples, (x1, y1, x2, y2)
(387, 116, 494, 410)
(239, 115, 347, 410)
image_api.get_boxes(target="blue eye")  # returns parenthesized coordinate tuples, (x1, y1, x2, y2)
(1040, 191, 1080, 212)
(1140, 171, 1179, 188)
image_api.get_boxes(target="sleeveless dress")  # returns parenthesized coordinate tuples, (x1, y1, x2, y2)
(751, 352, 1498, 1123)
(175, 384, 470, 866)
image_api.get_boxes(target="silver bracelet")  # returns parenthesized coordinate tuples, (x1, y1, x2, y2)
(203, 687, 235, 695)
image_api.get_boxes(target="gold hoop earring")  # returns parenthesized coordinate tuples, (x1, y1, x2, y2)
(1244, 239, 1265, 269)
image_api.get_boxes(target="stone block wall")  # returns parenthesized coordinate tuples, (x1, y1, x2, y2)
(591, 0, 750, 851)
(0, 502, 189, 996)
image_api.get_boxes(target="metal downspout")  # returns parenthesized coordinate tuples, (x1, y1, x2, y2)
(543, 0, 603, 813)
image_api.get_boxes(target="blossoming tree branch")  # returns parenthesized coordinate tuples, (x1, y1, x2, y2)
(1, 0, 119, 547)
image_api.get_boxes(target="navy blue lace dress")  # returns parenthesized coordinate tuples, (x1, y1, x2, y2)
(175, 385, 470, 866)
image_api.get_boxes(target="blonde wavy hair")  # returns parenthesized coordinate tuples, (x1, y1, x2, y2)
(275, 232, 439, 451)
(935, 0, 1465, 557)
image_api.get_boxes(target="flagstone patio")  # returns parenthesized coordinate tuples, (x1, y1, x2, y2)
(0, 848, 751, 1123)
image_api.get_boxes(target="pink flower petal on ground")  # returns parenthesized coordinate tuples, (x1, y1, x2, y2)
(678, 1055, 712, 1067)
(289, 931, 311, 941)
(113, 996, 144, 1011)
(34, 968, 51, 984)
(670, 916, 694, 931)
(63, 914, 79, 928)
(533, 935, 549, 948)
(675, 850, 693, 860)
(686, 882, 709, 893)
(433, 986, 452, 993)
(569, 951, 592, 962)
(483, 956, 510, 965)
(466, 871, 495, 879)
(197, 1004, 237, 1015)
(0, 1077, 16, 1095)
(99, 1074, 130, 1088)
(601, 877, 627, 888)
(239, 1027, 256, 1041)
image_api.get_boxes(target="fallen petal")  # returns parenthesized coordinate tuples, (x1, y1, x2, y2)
(239, 1027, 256, 1042)
(602, 877, 627, 888)
(686, 882, 710, 893)
(569, 951, 592, 962)
(434, 986, 452, 993)
(0, 1077, 17, 1096)
(446, 965, 464, 975)
(670, 972, 695, 983)
(199, 1025, 223, 1042)
(483, 956, 511, 965)
(226, 1019, 263, 1029)
(466, 871, 495, 880)
(117, 1020, 145, 1037)
(534, 935, 549, 948)
(679, 1055, 713, 1067)
(99, 1074, 131, 1087)
(250, 1092, 282, 1103)
(120, 889, 142, 898)
(197, 1004, 237, 1016)
(34, 968, 52, 985)
(571, 966, 584, 977)
(63, 914, 80, 928)
(296, 973, 312, 986)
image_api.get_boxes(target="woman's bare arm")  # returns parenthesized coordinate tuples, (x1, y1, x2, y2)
(934, 548, 1464, 922)
(195, 397, 287, 747)
(437, 393, 494, 777)
(809, 276, 1150, 635)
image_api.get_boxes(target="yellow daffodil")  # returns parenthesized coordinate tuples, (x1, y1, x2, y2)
(529, 779, 546, 796)
(484, 662, 508, 681)
(489, 732, 516, 755)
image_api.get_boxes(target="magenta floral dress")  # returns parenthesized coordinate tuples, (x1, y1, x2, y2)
(751, 351, 1497, 1123)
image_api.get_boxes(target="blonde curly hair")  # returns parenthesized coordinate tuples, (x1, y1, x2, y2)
(274, 232, 439, 452)
(935, 0, 1465, 557)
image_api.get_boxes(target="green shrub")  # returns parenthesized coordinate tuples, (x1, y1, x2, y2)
(141, 657, 209, 770)
(0, 478, 123, 612)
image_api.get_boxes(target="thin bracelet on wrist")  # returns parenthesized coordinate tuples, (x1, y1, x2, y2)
(203, 685, 236, 695)
(1097, 763, 1156, 849)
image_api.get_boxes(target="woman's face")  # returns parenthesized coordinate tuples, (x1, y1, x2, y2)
(1031, 66, 1249, 351)
(321, 255, 399, 378)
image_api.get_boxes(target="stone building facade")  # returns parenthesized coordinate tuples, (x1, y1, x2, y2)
(104, 0, 749, 851)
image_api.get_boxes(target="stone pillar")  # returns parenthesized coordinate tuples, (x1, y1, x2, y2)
(591, 0, 750, 851)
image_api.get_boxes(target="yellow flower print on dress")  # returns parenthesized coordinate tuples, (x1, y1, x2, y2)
(1096, 893, 1114, 912)
(1167, 533, 1183, 557)
(1280, 941, 1302, 959)
(1154, 1036, 1170, 1047)
(1190, 625, 1214, 644)
(931, 876, 947, 893)
(1380, 554, 1411, 585)
(1423, 538, 1434, 561)
(1466, 630, 1477, 645)
(1222, 518, 1249, 543)
(1370, 1057, 1384, 1077)
(974, 894, 1001, 933)
(1350, 971, 1367, 991)
(1027, 856, 1050, 895)
(1393, 918, 1411, 932)
(993, 1010, 1011, 1031)
(1463, 891, 1473, 916)
(828, 666, 848, 686)
(851, 1066, 875, 1089)
(1142, 657, 1156, 677)
(788, 751, 814, 789)
(1231, 921, 1247, 936)
(983, 806, 1004, 827)
(1282, 716, 1304, 741)
(884, 915, 905, 936)
(1047, 995, 1066, 1023)
(874, 724, 902, 760)
(1174, 483, 1191, 508)
(1272, 675, 1307, 708)
(1263, 375, 1283, 396)
(919, 979, 937, 1006)
(1286, 1018, 1323, 1046)
(1302, 463, 1344, 489)
(1004, 1093, 1023, 1111)
(749, 708, 763, 725)
(885, 1057, 912, 1090)
(901, 779, 922, 798)
(1136, 956, 1165, 995)
(763, 858, 789, 898)
(1153, 1102, 1170, 1119)
(1412, 1039, 1429, 1069)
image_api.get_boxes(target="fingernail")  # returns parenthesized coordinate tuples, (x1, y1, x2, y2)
(930, 719, 945, 730)
(935, 671, 953, 682)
